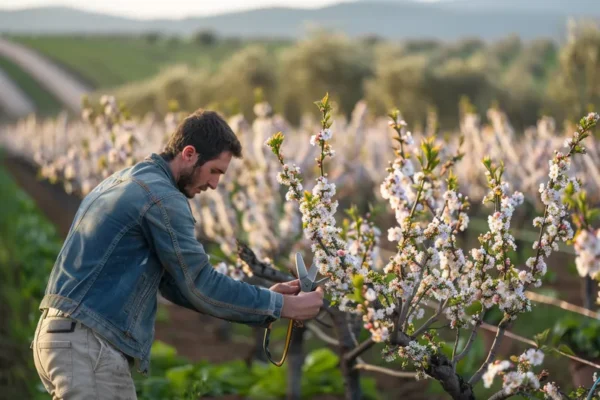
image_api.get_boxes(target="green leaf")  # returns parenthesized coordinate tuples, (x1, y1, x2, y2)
(465, 300, 483, 316)
(557, 344, 576, 356)
(165, 364, 195, 392)
(533, 328, 550, 346)
(352, 273, 364, 289)
(588, 209, 600, 223)
(303, 348, 340, 375)
(151, 341, 177, 360)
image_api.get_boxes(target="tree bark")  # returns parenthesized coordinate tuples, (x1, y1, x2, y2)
(426, 353, 475, 400)
(390, 331, 475, 400)
(331, 309, 362, 400)
(583, 276, 595, 310)
(287, 326, 306, 400)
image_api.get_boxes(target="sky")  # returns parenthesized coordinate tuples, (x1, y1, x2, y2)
(0, 0, 374, 19)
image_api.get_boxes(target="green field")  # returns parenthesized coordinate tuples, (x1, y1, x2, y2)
(0, 55, 63, 116)
(11, 35, 290, 89)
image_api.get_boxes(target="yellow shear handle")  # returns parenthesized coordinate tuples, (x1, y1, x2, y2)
(263, 319, 297, 367)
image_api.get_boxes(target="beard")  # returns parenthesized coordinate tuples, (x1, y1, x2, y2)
(177, 166, 197, 199)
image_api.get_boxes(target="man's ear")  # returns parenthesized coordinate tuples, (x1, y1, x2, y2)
(182, 146, 197, 163)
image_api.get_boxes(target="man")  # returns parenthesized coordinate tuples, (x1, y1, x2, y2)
(31, 109, 324, 399)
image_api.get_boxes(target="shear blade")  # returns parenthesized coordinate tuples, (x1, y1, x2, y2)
(295, 252, 308, 279)
(307, 262, 318, 283)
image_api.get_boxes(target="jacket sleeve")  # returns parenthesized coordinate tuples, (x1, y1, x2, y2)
(142, 193, 283, 328)
(158, 271, 196, 311)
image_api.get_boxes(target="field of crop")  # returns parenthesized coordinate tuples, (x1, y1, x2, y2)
(0, 54, 62, 116)
(9, 35, 290, 89)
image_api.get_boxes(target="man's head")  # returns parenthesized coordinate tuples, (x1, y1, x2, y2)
(160, 109, 242, 199)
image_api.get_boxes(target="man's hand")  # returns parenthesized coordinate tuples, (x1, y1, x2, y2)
(280, 286, 324, 321)
(270, 279, 301, 295)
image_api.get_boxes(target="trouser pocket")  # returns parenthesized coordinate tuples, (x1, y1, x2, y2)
(37, 340, 73, 397)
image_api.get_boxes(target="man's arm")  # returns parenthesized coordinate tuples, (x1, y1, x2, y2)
(158, 271, 197, 311)
(142, 193, 283, 328)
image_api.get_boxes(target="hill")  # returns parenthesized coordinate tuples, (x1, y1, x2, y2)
(361, 0, 600, 15)
(1, 1, 599, 41)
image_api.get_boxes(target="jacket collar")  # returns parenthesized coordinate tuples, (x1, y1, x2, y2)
(147, 153, 177, 187)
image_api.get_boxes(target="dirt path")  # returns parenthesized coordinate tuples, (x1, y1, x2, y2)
(0, 68, 35, 118)
(0, 38, 91, 113)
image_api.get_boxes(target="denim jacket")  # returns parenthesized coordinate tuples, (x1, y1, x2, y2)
(40, 153, 283, 374)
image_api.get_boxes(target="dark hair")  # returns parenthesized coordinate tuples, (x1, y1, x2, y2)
(160, 109, 242, 166)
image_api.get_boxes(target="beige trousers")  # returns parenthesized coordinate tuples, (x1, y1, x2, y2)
(31, 308, 137, 400)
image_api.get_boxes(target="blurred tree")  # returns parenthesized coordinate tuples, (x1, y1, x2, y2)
(277, 31, 373, 124)
(143, 32, 161, 44)
(489, 34, 522, 67)
(359, 34, 383, 47)
(403, 39, 442, 55)
(425, 56, 501, 130)
(167, 35, 181, 48)
(498, 67, 543, 131)
(364, 47, 430, 126)
(546, 21, 600, 124)
(110, 65, 215, 116)
(211, 45, 277, 120)
(193, 30, 218, 46)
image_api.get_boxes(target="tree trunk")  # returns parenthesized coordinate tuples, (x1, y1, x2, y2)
(331, 310, 362, 400)
(287, 326, 306, 400)
(583, 276, 595, 310)
(251, 327, 268, 363)
(216, 319, 232, 342)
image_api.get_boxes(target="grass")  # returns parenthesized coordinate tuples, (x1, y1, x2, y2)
(0, 54, 63, 116)
(10, 35, 290, 90)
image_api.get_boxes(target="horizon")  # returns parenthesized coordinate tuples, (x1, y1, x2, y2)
(0, 0, 442, 20)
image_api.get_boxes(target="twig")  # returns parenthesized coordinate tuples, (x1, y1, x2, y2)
(480, 322, 600, 369)
(525, 291, 600, 319)
(314, 316, 334, 329)
(390, 299, 403, 347)
(454, 319, 482, 364)
(452, 329, 460, 366)
(354, 363, 418, 378)
(469, 315, 510, 385)
(316, 236, 334, 258)
(399, 266, 427, 329)
(305, 322, 339, 346)
(412, 300, 445, 338)
(344, 338, 375, 364)
(404, 285, 431, 324)
(346, 313, 361, 347)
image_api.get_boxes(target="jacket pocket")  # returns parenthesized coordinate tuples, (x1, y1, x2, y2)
(37, 341, 73, 397)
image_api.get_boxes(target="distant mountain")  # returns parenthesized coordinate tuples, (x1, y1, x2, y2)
(361, 0, 600, 15)
(0, 1, 599, 41)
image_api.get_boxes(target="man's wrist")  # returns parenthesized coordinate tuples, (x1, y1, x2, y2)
(280, 294, 295, 319)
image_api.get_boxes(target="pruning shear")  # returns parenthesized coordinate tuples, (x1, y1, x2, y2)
(263, 252, 329, 367)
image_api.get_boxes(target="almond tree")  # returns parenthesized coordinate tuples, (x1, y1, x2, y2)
(264, 93, 600, 400)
